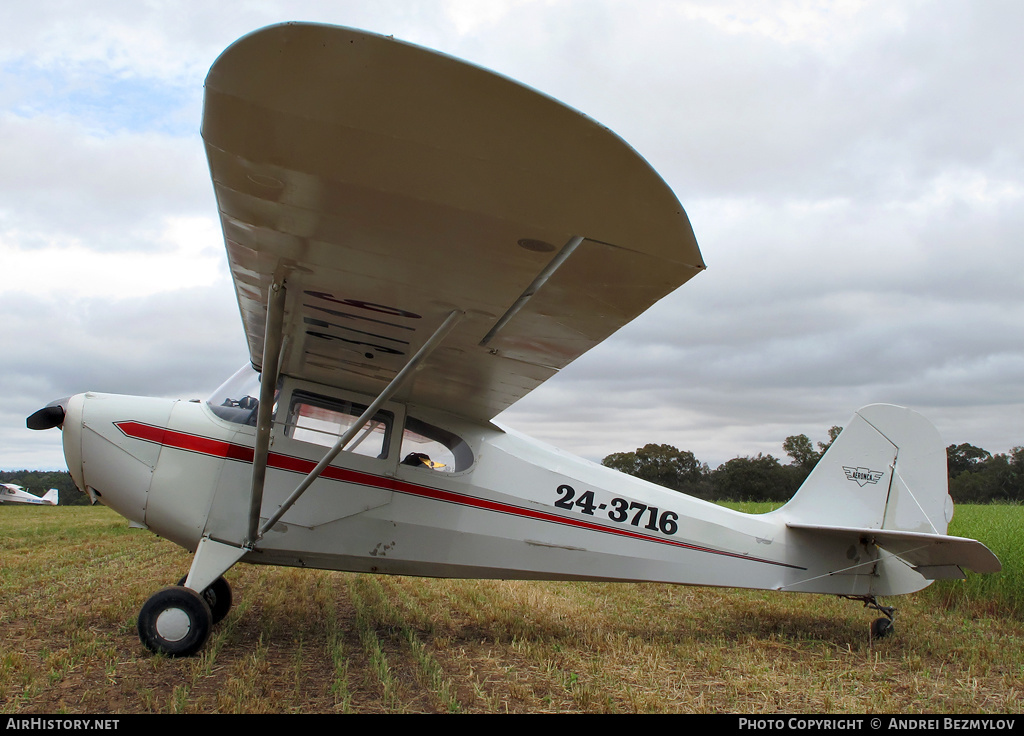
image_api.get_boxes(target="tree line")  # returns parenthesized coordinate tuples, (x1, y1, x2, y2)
(946, 443, 1024, 504)
(602, 431, 1024, 504)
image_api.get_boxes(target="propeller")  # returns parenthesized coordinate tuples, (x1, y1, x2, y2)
(26, 398, 69, 431)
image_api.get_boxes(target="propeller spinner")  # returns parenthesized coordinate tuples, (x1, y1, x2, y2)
(26, 398, 69, 431)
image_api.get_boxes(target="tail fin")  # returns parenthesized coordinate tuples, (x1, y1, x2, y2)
(42, 488, 59, 505)
(783, 404, 950, 534)
(779, 404, 999, 584)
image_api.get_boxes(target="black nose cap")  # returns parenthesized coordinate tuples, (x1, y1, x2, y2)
(27, 399, 68, 431)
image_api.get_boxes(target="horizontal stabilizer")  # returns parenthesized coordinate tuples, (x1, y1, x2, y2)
(788, 523, 1002, 580)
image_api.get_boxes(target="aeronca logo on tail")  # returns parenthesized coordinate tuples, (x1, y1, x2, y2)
(843, 466, 885, 487)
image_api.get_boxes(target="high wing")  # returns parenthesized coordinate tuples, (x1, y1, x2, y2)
(202, 22, 704, 420)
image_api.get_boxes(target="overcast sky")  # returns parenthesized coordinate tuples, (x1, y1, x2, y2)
(2, 0, 1022, 471)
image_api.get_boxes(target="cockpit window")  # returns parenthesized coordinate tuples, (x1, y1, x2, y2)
(206, 364, 265, 426)
(287, 391, 392, 459)
(400, 417, 473, 473)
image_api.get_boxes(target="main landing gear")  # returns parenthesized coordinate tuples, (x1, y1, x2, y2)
(137, 576, 232, 657)
(841, 595, 896, 642)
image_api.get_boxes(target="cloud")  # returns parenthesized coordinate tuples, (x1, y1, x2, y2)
(0, 114, 212, 248)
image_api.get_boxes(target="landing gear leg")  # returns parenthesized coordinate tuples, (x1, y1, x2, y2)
(840, 595, 896, 641)
(177, 575, 233, 624)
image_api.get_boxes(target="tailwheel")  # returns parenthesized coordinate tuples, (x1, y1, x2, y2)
(870, 616, 894, 639)
(138, 586, 212, 657)
(840, 594, 896, 642)
(177, 575, 233, 624)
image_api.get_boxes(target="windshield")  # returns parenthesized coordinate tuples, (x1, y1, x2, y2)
(206, 364, 264, 425)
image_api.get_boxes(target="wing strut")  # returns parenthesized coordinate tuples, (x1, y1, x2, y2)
(256, 309, 464, 539)
(185, 278, 288, 596)
(246, 279, 288, 546)
(479, 235, 583, 346)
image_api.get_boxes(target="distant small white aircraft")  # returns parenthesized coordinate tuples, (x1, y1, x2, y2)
(27, 23, 1000, 657)
(0, 484, 59, 505)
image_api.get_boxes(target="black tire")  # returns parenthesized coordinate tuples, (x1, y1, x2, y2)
(202, 577, 232, 624)
(870, 617, 894, 640)
(138, 586, 212, 657)
(175, 575, 232, 624)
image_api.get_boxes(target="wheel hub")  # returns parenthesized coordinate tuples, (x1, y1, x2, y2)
(155, 607, 192, 642)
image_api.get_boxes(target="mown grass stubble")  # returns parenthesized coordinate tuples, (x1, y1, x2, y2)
(1, 504, 1020, 713)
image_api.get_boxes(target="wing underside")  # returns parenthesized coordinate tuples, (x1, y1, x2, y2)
(203, 23, 704, 419)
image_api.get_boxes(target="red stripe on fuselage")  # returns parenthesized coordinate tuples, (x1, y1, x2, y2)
(115, 421, 255, 462)
(113, 420, 802, 569)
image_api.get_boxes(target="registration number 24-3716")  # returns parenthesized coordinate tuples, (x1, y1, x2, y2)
(554, 484, 679, 535)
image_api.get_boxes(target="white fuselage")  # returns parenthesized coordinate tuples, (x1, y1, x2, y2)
(58, 372, 920, 598)
(0, 484, 57, 505)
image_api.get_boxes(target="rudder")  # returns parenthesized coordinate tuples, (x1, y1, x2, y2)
(780, 404, 952, 535)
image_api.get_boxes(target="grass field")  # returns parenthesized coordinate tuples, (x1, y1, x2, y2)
(1, 503, 1021, 714)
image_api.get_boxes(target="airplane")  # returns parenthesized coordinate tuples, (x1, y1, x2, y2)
(0, 483, 59, 505)
(26, 22, 1000, 657)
